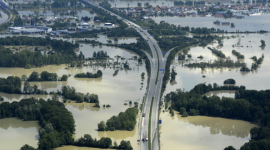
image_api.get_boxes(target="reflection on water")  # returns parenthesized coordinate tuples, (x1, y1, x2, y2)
(0, 92, 55, 102)
(160, 111, 257, 150)
(0, 118, 39, 150)
(56, 146, 115, 150)
(204, 90, 236, 98)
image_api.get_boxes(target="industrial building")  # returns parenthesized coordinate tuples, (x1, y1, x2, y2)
(9, 26, 53, 34)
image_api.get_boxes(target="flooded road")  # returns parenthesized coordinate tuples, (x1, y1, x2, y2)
(160, 111, 258, 150)
(0, 118, 39, 150)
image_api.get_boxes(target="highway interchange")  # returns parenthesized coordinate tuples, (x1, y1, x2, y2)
(81, 1, 173, 149)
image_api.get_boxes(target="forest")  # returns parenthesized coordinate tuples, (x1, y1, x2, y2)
(0, 76, 21, 94)
(0, 36, 82, 68)
(165, 83, 270, 150)
(75, 70, 103, 78)
(98, 107, 138, 131)
(0, 98, 75, 150)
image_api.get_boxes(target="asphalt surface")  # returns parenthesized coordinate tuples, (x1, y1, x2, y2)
(81, 1, 173, 149)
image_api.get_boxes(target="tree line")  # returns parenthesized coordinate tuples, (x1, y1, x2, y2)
(61, 86, 99, 104)
(27, 71, 68, 81)
(165, 83, 270, 150)
(208, 47, 226, 58)
(185, 58, 246, 70)
(0, 36, 82, 68)
(75, 70, 103, 78)
(93, 51, 108, 58)
(232, 50, 244, 59)
(98, 107, 138, 131)
(73, 134, 133, 150)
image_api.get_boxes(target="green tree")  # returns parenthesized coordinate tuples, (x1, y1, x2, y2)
(98, 121, 106, 131)
(224, 146, 236, 150)
(20, 144, 36, 150)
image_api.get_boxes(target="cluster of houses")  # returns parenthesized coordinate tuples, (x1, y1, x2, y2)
(116, 3, 270, 19)
(8, 13, 115, 35)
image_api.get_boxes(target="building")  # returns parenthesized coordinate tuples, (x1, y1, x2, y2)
(36, 27, 52, 33)
(9, 26, 52, 33)
(104, 23, 115, 28)
(104, 23, 113, 26)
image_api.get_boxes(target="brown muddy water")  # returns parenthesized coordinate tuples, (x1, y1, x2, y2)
(1, 33, 267, 150)
(160, 111, 258, 150)
(0, 46, 146, 150)
(0, 118, 39, 150)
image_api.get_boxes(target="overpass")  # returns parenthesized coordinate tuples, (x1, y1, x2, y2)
(80, 1, 172, 149)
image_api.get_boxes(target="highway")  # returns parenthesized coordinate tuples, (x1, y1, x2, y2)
(81, 1, 172, 150)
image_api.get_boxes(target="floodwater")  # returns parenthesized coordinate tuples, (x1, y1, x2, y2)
(160, 111, 258, 150)
(164, 33, 270, 93)
(56, 146, 115, 150)
(0, 118, 39, 150)
(0, 44, 146, 150)
(0, 10, 8, 24)
(204, 90, 236, 98)
(0, 92, 55, 102)
(18, 10, 96, 19)
(152, 13, 270, 32)
(62, 103, 141, 150)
